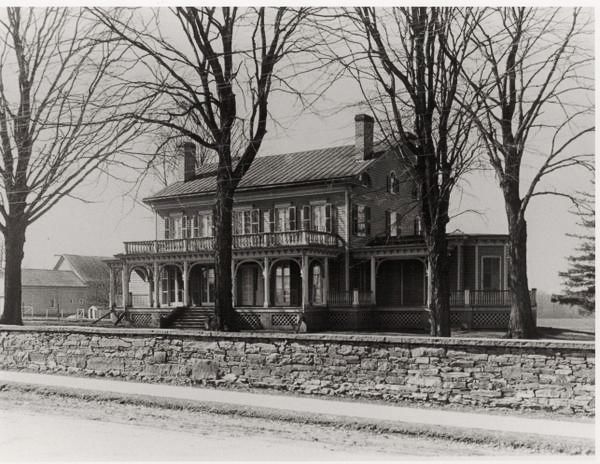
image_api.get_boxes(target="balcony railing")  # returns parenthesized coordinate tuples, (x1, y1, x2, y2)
(124, 230, 343, 255)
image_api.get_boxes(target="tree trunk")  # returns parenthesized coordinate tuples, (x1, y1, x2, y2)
(1, 219, 27, 325)
(213, 177, 235, 331)
(505, 201, 536, 339)
(426, 228, 451, 337)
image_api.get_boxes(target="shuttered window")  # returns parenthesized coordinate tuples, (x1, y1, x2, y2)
(164, 217, 172, 239)
(352, 205, 370, 236)
(386, 211, 401, 237)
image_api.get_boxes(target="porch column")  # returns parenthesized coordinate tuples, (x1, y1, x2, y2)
(344, 250, 350, 292)
(370, 256, 376, 305)
(153, 262, 160, 308)
(108, 265, 115, 309)
(474, 243, 480, 290)
(457, 244, 463, 291)
(323, 257, 329, 305)
(182, 261, 189, 306)
(503, 243, 509, 290)
(425, 260, 432, 309)
(121, 264, 129, 309)
(301, 254, 309, 309)
(263, 257, 270, 308)
(231, 260, 237, 307)
(147, 267, 153, 308)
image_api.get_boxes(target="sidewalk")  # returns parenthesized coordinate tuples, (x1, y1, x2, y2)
(0, 370, 594, 441)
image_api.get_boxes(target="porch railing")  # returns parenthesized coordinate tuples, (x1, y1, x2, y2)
(124, 230, 343, 255)
(450, 289, 537, 307)
(328, 290, 373, 307)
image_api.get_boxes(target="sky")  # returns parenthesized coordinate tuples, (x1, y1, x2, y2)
(10, 7, 596, 295)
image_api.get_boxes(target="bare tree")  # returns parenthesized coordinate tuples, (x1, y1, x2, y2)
(0, 7, 143, 324)
(321, 7, 482, 336)
(93, 7, 312, 330)
(459, 7, 594, 338)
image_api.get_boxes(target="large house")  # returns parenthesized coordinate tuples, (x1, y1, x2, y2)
(106, 114, 536, 331)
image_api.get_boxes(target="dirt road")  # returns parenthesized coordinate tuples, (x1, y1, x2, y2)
(0, 388, 533, 460)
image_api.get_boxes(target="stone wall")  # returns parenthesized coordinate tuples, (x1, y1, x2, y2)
(0, 326, 594, 415)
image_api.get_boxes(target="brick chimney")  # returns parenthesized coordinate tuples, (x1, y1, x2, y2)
(180, 142, 197, 182)
(355, 114, 374, 161)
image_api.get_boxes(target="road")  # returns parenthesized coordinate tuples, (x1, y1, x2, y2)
(0, 388, 531, 460)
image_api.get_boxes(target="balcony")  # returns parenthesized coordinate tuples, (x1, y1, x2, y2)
(123, 230, 344, 255)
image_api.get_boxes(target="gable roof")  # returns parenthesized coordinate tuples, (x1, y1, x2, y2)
(53, 254, 111, 283)
(21, 269, 86, 288)
(145, 144, 384, 202)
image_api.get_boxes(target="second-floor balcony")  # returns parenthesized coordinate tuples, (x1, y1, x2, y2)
(124, 230, 344, 255)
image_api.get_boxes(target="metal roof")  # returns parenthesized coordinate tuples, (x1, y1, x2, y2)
(54, 255, 111, 283)
(145, 144, 380, 202)
(21, 269, 86, 288)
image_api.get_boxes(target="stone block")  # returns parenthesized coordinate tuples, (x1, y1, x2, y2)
(191, 360, 218, 381)
(87, 357, 124, 373)
(411, 347, 445, 358)
(153, 351, 167, 363)
(406, 375, 442, 387)
(535, 389, 561, 398)
(99, 338, 131, 349)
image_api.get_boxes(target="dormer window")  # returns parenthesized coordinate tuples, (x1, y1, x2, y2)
(388, 171, 400, 194)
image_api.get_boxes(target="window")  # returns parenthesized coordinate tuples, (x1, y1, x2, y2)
(198, 213, 213, 237)
(352, 205, 371, 236)
(160, 267, 183, 306)
(310, 204, 333, 232)
(274, 264, 291, 305)
(263, 209, 274, 233)
(411, 183, 419, 200)
(182, 215, 192, 238)
(251, 209, 260, 234)
(413, 216, 422, 236)
(388, 171, 400, 194)
(481, 256, 502, 290)
(311, 263, 323, 305)
(172, 216, 182, 239)
(275, 206, 296, 232)
(386, 211, 402, 237)
(164, 217, 172, 239)
(360, 172, 371, 187)
(234, 209, 260, 235)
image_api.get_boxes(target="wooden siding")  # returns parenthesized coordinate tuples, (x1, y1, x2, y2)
(350, 151, 419, 247)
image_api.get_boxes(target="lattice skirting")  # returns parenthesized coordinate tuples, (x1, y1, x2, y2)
(374, 311, 427, 331)
(235, 311, 301, 330)
(472, 310, 510, 329)
(271, 313, 300, 329)
(235, 312, 264, 330)
(130, 313, 154, 327)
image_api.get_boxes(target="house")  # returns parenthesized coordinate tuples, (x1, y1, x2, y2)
(106, 114, 536, 331)
(53, 254, 112, 308)
(0, 254, 111, 318)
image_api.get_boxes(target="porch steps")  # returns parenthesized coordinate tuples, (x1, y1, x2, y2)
(169, 307, 215, 330)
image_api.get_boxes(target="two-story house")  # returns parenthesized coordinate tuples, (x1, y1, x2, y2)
(105, 114, 536, 331)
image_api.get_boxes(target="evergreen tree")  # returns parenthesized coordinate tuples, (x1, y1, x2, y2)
(558, 189, 595, 313)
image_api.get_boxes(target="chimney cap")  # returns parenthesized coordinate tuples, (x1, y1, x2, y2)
(355, 113, 374, 123)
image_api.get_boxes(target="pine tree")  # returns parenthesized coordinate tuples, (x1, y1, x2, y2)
(558, 189, 595, 313)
